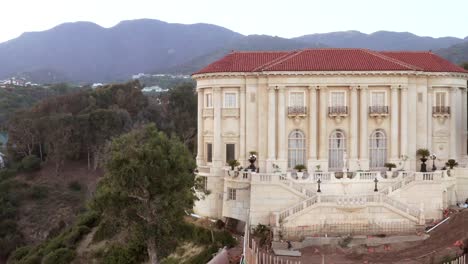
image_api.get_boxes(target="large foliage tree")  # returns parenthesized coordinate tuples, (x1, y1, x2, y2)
(92, 124, 197, 264)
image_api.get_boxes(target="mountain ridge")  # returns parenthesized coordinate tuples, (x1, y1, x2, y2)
(0, 19, 466, 82)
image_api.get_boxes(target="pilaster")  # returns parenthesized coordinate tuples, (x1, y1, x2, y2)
(450, 86, 459, 159)
(239, 85, 246, 165)
(346, 86, 359, 171)
(400, 86, 409, 169)
(196, 88, 204, 166)
(359, 85, 369, 170)
(317, 86, 329, 171)
(427, 86, 433, 152)
(212, 86, 223, 169)
(390, 85, 400, 162)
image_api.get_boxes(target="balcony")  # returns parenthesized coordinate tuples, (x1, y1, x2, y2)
(288, 106, 307, 117)
(222, 108, 240, 119)
(432, 106, 450, 118)
(369, 106, 389, 117)
(328, 106, 348, 117)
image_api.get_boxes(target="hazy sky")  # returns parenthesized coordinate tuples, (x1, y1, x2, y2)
(0, 0, 467, 43)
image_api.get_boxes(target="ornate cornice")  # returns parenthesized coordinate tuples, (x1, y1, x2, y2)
(192, 70, 468, 80)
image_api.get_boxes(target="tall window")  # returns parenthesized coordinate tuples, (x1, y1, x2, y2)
(329, 130, 346, 170)
(330, 91, 346, 107)
(224, 93, 237, 108)
(205, 93, 212, 108)
(288, 130, 306, 168)
(289, 92, 305, 106)
(435, 92, 447, 107)
(369, 130, 387, 170)
(371, 91, 385, 107)
(226, 143, 235, 163)
(227, 188, 236, 200)
(206, 143, 213, 163)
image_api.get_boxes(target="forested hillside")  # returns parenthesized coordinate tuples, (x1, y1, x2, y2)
(0, 80, 224, 264)
(0, 84, 83, 128)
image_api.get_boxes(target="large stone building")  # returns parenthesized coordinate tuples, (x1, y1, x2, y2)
(192, 49, 468, 237)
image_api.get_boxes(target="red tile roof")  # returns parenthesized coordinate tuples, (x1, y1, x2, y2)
(194, 49, 468, 75)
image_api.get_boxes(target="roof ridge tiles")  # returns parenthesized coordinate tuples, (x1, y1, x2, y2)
(251, 51, 296, 72)
(254, 50, 304, 71)
(363, 49, 423, 71)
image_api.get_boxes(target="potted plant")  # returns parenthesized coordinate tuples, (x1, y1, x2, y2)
(294, 164, 306, 178)
(228, 159, 240, 170)
(384, 162, 396, 171)
(416, 148, 430, 172)
(446, 159, 458, 170)
(315, 165, 321, 172)
(247, 151, 257, 172)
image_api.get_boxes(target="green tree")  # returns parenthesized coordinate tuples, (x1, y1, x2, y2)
(92, 124, 197, 264)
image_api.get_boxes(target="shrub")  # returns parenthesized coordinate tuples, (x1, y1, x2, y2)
(20, 155, 41, 172)
(8, 246, 32, 262)
(67, 181, 82, 192)
(28, 186, 48, 200)
(63, 225, 91, 247)
(446, 159, 459, 169)
(253, 224, 271, 247)
(42, 248, 75, 264)
(100, 239, 147, 264)
(18, 254, 41, 264)
(0, 168, 18, 182)
(294, 164, 306, 172)
(93, 219, 120, 242)
(76, 211, 100, 228)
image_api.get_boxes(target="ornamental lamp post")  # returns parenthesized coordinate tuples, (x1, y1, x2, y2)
(430, 153, 437, 171)
(317, 178, 322, 193)
(374, 178, 379, 192)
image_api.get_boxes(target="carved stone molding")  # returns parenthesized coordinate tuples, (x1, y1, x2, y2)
(202, 108, 214, 118)
(222, 108, 240, 119)
(223, 131, 239, 137)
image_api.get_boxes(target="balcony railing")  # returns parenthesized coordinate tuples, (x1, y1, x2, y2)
(369, 106, 389, 115)
(432, 106, 450, 116)
(288, 106, 307, 116)
(328, 106, 348, 116)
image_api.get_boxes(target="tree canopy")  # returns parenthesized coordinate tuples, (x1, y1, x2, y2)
(92, 124, 197, 263)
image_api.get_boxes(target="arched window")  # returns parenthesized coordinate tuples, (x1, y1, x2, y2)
(369, 129, 387, 170)
(329, 130, 346, 170)
(288, 130, 306, 169)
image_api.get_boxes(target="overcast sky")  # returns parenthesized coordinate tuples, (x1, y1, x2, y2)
(0, 0, 467, 43)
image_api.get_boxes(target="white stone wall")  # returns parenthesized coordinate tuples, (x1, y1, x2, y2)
(193, 71, 468, 225)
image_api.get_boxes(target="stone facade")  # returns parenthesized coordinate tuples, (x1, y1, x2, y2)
(192, 49, 468, 234)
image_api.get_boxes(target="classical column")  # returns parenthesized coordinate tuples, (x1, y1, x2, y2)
(308, 86, 318, 160)
(318, 87, 328, 167)
(196, 88, 204, 165)
(267, 86, 277, 169)
(277, 86, 287, 169)
(359, 86, 369, 167)
(239, 85, 246, 165)
(390, 85, 400, 161)
(450, 87, 459, 159)
(212, 86, 223, 168)
(400, 86, 408, 160)
(350, 86, 359, 161)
